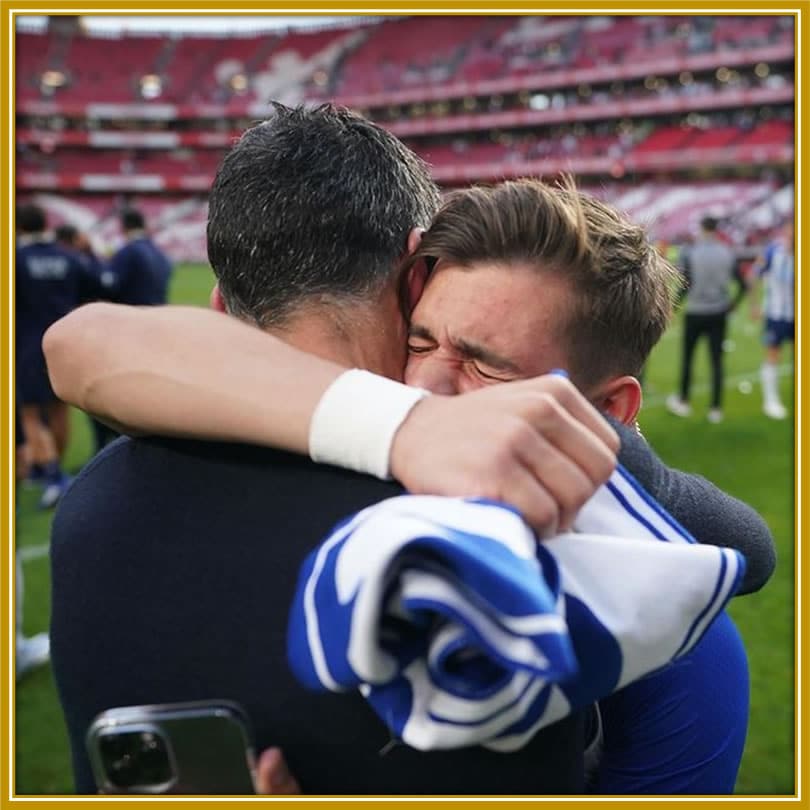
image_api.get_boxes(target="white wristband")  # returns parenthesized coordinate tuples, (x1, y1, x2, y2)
(308, 369, 429, 479)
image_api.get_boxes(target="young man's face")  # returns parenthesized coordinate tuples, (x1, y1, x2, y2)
(404, 260, 577, 395)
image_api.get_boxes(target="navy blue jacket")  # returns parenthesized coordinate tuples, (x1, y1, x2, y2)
(16, 239, 101, 350)
(50, 438, 585, 794)
(106, 236, 172, 305)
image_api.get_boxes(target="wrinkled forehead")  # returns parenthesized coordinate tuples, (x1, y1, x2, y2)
(412, 260, 575, 368)
(416, 258, 571, 315)
(415, 258, 527, 317)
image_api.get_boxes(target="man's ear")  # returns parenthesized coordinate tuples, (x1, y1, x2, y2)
(405, 260, 429, 312)
(402, 228, 428, 313)
(210, 283, 226, 313)
(593, 375, 642, 425)
(406, 227, 424, 256)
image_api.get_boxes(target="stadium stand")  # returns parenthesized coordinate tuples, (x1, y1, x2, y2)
(15, 14, 794, 262)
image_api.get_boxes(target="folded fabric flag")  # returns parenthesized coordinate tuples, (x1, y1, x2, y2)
(287, 464, 745, 752)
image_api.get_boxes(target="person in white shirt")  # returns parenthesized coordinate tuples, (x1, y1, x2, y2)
(751, 221, 794, 420)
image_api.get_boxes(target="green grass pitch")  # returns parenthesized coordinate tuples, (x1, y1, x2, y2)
(14, 263, 796, 794)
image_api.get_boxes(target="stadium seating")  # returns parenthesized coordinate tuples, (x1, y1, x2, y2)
(16, 15, 793, 106)
(159, 36, 245, 103)
(15, 14, 794, 261)
(61, 34, 166, 102)
(686, 126, 745, 149)
(327, 16, 499, 96)
(737, 119, 793, 146)
(601, 180, 775, 240)
(15, 32, 50, 100)
(632, 126, 694, 153)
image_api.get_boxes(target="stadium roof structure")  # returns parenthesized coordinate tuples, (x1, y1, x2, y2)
(15, 14, 378, 36)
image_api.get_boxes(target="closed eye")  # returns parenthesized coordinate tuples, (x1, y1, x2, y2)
(472, 362, 515, 382)
(407, 343, 434, 355)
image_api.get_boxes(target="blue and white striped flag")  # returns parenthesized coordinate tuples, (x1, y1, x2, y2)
(287, 464, 745, 752)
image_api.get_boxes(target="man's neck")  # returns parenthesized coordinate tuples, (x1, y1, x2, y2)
(268, 306, 405, 381)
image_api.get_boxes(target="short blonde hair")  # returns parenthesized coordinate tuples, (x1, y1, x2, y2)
(412, 177, 682, 386)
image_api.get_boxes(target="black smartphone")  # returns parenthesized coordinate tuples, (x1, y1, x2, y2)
(85, 699, 256, 794)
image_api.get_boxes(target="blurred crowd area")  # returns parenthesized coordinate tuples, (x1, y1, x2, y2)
(15, 13, 795, 263)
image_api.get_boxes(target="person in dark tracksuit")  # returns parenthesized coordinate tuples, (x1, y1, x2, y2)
(105, 209, 173, 306)
(91, 208, 174, 452)
(16, 204, 101, 508)
(55, 223, 106, 281)
(666, 217, 747, 424)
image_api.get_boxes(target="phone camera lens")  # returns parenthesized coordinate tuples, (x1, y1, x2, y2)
(98, 729, 173, 790)
(140, 731, 159, 749)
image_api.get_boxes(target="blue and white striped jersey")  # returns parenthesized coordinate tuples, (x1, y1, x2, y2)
(759, 240, 794, 322)
(287, 463, 744, 753)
